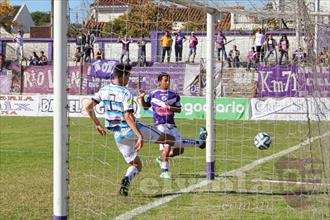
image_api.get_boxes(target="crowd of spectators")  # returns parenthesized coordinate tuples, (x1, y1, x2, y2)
(7, 28, 329, 68)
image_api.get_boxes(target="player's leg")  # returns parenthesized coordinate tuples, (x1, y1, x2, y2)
(116, 138, 141, 196)
(138, 122, 207, 154)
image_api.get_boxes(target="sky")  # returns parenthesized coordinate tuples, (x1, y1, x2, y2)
(9, 0, 93, 22)
(8, 0, 269, 23)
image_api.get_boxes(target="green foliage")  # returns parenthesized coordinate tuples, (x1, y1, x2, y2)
(0, 1, 14, 30)
(101, 3, 175, 38)
(31, 11, 50, 26)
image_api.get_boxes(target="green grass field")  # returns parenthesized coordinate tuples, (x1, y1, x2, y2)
(0, 117, 329, 219)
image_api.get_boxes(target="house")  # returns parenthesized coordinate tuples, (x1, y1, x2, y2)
(0, 4, 35, 37)
(85, 0, 239, 31)
(272, 0, 330, 23)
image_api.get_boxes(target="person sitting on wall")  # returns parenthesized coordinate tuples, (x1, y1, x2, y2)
(227, 45, 240, 68)
(320, 47, 329, 65)
(29, 51, 40, 65)
(96, 48, 104, 60)
(39, 51, 48, 65)
(74, 48, 83, 66)
(292, 47, 306, 64)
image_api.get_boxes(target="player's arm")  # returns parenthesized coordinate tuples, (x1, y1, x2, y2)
(124, 111, 143, 151)
(85, 98, 107, 136)
(165, 94, 182, 113)
(166, 104, 181, 113)
(138, 90, 151, 110)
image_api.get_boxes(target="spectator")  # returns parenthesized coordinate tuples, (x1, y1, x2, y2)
(246, 47, 257, 71)
(75, 30, 86, 52)
(118, 36, 132, 64)
(253, 28, 265, 63)
(73, 48, 83, 66)
(278, 34, 289, 65)
(187, 32, 198, 64)
(96, 48, 104, 60)
(13, 30, 23, 62)
(160, 31, 173, 63)
(137, 36, 147, 66)
(39, 51, 48, 65)
(292, 47, 306, 64)
(227, 45, 240, 68)
(173, 29, 186, 62)
(86, 30, 96, 58)
(84, 43, 92, 62)
(320, 47, 329, 65)
(263, 34, 278, 65)
(215, 30, 227, 61)
(29, 51, 39, 65)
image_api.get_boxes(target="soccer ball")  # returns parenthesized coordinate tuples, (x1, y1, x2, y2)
(254, 132, 272, 150)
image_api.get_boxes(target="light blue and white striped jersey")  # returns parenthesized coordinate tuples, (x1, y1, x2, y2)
(92, 83, 134, 132)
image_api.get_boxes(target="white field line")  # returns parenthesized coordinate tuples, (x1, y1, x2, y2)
(115, 131, 330, 220)
(251, 179, 330, 187)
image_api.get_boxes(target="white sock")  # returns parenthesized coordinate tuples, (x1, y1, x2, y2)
(173, 138, 203, 148)
(161, 161, 169, 172)
(125, 166, 138, 182)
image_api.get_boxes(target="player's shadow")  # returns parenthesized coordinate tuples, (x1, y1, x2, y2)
(171, 173, 222, 178)
(151, 190, 327, 198)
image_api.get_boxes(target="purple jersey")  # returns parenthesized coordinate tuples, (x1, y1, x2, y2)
(146, 89, 181, 125)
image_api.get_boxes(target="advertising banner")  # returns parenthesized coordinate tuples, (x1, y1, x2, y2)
(9, 64, 111, 95)
(257, 65, 330, 97)
(250, 97, 330, 121)
(140, 96, 249, 120)
(0, 94, 39, 116)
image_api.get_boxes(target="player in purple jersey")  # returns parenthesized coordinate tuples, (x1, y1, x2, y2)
(139, 72, 207, 179)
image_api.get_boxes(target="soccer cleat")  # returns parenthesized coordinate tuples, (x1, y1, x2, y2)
(155, 156, 162, 168)
(198, 127, 207, 149)
(160, 171, 171, 179)
(119, 176, 130, 196)
(198, 127, 207, 140)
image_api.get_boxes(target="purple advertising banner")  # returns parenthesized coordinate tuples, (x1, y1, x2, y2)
(258, 65, 330, 97)
(7, 63, 187, 95)
(10, 64, 112, 95)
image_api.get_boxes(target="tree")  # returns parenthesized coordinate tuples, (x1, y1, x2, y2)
(31, 11, 50, 26)
(0, 0, 14, 30)
(102, 2, 175, 38)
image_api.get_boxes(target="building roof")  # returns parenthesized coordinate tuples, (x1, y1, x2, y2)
(86, 1, 238, 31)
(91, 0, 150, 7)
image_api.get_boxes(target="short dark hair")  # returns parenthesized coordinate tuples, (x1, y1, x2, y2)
(158, 72, 170, 82)
(113, 63, 132, 78)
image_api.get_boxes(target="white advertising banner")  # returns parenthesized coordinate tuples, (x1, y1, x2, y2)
(251, 97, 330, 121)
(1, 94, 140, 118)
(0, 94, 39, 116)
(38, 95, 105, 117)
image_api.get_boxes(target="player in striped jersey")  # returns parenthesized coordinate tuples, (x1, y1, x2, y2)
(139, 72, 207, 179)
(85, 64, 206, 196)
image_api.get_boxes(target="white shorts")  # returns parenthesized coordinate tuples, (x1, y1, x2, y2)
(115, 122, 162, 163)
(155, 124, 181, 151)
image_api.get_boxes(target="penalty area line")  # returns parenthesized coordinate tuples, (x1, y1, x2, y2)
(115, 131, 330, 220)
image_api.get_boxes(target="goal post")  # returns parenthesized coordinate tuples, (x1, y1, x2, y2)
(206, 12, 216, 180)
(53, 0, 68, 219)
